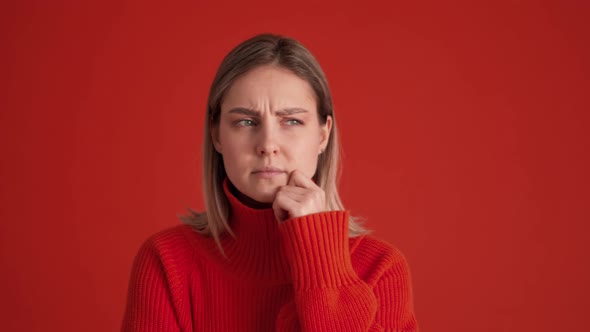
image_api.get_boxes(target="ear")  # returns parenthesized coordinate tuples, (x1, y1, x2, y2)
(210, 121, 222, 154)
(318, 115, 333, 154)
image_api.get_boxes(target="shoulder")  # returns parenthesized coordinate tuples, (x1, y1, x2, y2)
(139, 224, 194, 251)
(349, 234, 412, 286)
(133, 224, 210, 269)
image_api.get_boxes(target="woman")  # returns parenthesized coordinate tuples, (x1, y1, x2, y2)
(122, 33, 418, 331)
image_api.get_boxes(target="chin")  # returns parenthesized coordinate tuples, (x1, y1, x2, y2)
(248, 183, 281, 203)
(248, 186, 278, 203)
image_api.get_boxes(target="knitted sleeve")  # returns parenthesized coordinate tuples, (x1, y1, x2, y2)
(121, 228, 192, 332)
(275, 211, 418, 332)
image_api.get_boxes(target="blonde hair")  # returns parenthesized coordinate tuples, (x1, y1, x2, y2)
(179, 33, 370, 257)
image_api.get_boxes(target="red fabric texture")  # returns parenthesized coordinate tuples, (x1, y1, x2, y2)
(122, 179, 418, 331)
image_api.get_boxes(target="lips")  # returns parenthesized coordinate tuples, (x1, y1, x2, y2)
(253, 166, 285, 173)
(252, 166, 286, 178)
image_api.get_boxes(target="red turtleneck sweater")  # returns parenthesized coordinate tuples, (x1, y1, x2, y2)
(121, 180, 418, 331)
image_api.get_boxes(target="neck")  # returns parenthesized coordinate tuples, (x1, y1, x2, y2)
(214, 177, 290, 283)
(227, 180, 273, 209)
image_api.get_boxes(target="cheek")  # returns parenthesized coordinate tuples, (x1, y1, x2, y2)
(219, 134, 251, 174)
(219, 127, 249, 156)
(221, 142, 249, 168)
(288, 138, 320, 177)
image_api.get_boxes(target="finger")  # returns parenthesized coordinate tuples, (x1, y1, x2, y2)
(272, 203, 288, 223)
(272, 191, 301, 222)
(277, 185, 308, 198)
(287, 170, 318, 189)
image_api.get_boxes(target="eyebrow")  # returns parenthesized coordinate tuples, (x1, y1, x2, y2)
(227, 107, 309, 117)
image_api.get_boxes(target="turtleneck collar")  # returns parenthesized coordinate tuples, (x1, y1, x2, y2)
(215, 177, 291, 284)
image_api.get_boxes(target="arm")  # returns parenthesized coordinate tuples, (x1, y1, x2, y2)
(275, 211, 418, 332)
(373, 252, 419, 331)
(121, 235, 185, 332)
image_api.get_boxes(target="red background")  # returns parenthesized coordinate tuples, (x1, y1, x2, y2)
(1, 1, 588, 331)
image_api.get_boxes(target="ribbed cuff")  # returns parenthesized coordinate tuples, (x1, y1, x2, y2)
(279, 210, 359, 290)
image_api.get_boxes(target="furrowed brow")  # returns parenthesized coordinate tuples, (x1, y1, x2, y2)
(227, 107, 309, 117)
(227, 107, 260, 117)
(274, 108, 309, 116)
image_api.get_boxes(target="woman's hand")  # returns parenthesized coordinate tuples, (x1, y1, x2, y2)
(272, 170, 327, 223)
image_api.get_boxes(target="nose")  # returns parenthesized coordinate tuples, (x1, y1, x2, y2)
(256, 122, 279, 156)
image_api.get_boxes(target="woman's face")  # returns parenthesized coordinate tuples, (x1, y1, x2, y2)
(212, 65, 332, 204)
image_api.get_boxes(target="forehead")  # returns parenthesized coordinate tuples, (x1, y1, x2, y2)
(221, 65, 317, 113)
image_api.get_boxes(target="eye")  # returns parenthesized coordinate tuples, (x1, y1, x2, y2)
(284, 118, 304, 126)
(236, 119, 256, 127)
